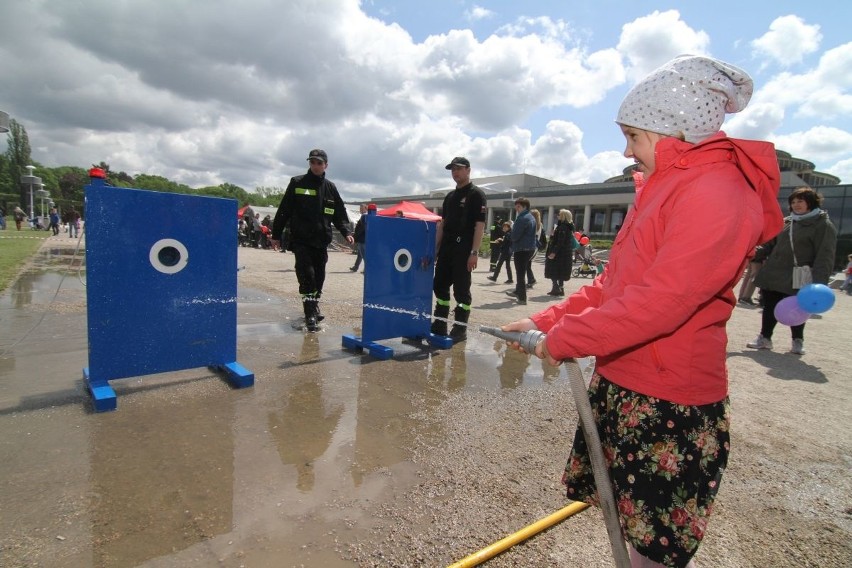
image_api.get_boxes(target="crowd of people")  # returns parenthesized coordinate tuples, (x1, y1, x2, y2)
(238, 206, 277, 250)
(0, 204, 82, 235)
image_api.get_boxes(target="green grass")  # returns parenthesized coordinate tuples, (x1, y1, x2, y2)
(0, 233, 49, 292)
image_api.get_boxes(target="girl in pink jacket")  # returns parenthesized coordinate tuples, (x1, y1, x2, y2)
(502, 55, 783, 567)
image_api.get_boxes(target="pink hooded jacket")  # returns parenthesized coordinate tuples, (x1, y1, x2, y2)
(531, 133, 783, 405)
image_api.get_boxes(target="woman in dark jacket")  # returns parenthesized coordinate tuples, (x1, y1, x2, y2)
(544, 209, 575, 296)
(747, 187, 837, 355)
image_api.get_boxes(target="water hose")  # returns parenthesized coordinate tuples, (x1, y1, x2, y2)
(446, 501, 590, 568)
(479, 326, 631, 567)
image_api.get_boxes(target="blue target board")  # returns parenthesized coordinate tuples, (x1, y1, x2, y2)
(342, 209, 452, 358)
(83, 174, 253, 411)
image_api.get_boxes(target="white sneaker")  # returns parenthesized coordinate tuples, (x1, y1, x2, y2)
(747, 335, 773, 350)
(790, 339, 805, 355)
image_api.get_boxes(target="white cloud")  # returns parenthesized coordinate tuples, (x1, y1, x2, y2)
(724, 102, 786, 141)
(770, 126, 852, 166)
(467, 5, 494, 21)
(616, 10, 711, 81)
(751, 15, 822, 67)
(827, 157, 852, 184)
(526, 121, 631, 183)
(732, 44, 852, 165)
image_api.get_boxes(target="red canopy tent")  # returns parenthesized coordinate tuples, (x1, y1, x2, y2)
(377, 201, 441, 221)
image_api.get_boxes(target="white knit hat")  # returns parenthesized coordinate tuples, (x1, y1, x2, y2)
(616, 55, 753, 143)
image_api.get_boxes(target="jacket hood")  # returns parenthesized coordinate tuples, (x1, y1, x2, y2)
(655, 132, 783, 243)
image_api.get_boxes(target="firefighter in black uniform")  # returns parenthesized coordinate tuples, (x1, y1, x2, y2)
(431, 157, 487, 343)
(272, 149, 354, 332)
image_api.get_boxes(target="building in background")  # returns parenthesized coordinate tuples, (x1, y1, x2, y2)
(362, 150, 850, 269)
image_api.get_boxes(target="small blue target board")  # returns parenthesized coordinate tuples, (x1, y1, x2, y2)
(83, 174, 253, 411)
(342, 209, 452, 359)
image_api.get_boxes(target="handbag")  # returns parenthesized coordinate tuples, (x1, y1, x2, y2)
(792, 265, 812, 289)
(789, 221, 812, 289)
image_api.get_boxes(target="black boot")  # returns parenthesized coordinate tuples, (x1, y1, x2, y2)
(547, 281, 560, 296)
(303, 298, 319, 332)
(314, 291, 325, 321)
(430, 302, 450, 336)
(449, 306, 469, 343)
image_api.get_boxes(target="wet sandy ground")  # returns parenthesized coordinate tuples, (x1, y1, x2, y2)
(1, 238, 850, 567)
(0, 240, 551, 567)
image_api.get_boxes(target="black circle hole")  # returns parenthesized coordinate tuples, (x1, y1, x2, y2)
(158, 246, 181, 267)
(397, 253, 410, 269)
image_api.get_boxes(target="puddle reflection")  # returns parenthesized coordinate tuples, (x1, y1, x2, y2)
(268, 336, 345, 492)
(2, 245, 86, 309)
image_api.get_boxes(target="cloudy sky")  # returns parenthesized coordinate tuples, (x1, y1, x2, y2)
(1, 0, 850, 201)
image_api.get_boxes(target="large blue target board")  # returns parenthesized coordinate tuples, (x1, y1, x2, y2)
(83, 174, 253, 411)
(342, 209, 452, 358)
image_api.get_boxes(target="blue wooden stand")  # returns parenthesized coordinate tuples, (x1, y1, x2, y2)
(342, 208, 453, 358)
(83, 173, 254, 411)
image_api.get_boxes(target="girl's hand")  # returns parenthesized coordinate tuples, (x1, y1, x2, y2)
(501, 319, 537, 354)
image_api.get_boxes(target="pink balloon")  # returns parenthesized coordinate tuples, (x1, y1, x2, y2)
(774, 296, 810, 326)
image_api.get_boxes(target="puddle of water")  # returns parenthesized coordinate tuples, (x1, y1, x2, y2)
(1, 246, 86, 310)
(0, 259, 566, 567)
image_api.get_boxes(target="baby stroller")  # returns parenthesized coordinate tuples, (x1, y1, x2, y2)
(572, 259, 598, 278)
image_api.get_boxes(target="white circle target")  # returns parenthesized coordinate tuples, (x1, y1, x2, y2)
(393, 248, 412, 273)
(149, 238, 189, 274)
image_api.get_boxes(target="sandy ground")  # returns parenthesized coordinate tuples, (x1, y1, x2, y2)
(2, 238, 850, 567)
(235, 244, 852, 567)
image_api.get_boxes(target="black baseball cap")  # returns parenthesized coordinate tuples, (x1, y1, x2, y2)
(445, 156, 470, 169)
(307, 149, 328, 163)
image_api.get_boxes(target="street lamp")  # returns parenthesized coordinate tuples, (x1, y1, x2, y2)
(507, 189, 517, 220)
(36, 187, 50, 219)
(0, 110, 9, 134)
(20, 165, 42, 221)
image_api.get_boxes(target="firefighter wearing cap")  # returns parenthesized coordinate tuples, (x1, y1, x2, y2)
(432, 157, 487, 343)
(272, 149, 354, 332)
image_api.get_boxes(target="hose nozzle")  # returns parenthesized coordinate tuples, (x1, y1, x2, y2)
(479, 325, 545, 353)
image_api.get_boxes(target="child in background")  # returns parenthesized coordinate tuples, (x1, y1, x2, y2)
(842, 253, 852, 295)
(487, 221, 513, 284)
(501, 55, 783, 567)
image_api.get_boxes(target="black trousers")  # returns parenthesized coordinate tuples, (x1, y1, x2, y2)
(489, 246, 500, 271)
(493, 251, 513, 280)
(760, 288, 805, 340)
(433, 243, 473, 306)
(292, 243, 328, 296)
(512, 249, 534, 301)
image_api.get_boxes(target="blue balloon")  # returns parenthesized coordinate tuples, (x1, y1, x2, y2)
(796, 284, 835, 314)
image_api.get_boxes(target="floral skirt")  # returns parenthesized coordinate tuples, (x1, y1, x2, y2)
(563, 373, 730, 568)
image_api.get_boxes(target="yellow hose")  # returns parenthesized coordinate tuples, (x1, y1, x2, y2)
(446, 501, 591, 568)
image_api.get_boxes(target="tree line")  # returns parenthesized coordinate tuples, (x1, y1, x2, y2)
(1, 118, 284, 218)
